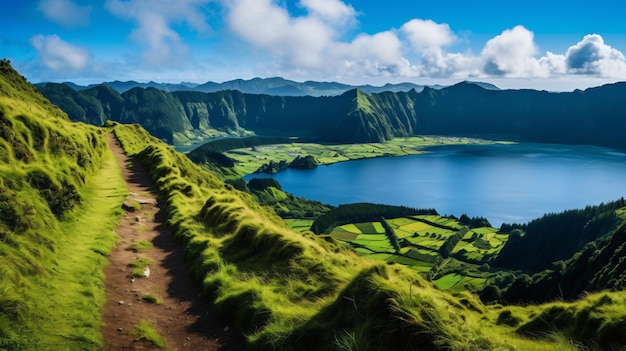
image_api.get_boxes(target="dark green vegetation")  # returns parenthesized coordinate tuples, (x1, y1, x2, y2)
(36, 76, 434, 96)
(496, 200, 625, 271)
(5, 59, 626, 350)
(0, 59, 126, 349)
(40, 80, 626, 150)
(481, 202, 626, 305)
(243, 177, 331, 218)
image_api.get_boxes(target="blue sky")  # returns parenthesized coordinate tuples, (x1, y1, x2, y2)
(2, 0, 626, 90)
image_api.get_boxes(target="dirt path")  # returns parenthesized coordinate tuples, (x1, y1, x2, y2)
(102, 133, 245, 350)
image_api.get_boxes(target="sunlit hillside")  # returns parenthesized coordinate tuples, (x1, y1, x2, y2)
(2, 59, 626, 350)
(0, 59, 126, 349)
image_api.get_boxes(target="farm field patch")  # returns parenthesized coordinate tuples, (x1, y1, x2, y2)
(329, 215, 509, 293)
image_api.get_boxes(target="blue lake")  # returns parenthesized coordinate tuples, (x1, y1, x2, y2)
(245, 143, 626, 227)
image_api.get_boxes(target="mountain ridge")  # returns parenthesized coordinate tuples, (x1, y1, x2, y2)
(38, 80, 626, 149)
(35, 77, 498, 96)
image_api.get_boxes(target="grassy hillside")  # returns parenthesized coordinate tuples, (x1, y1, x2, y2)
(6, 59, 626, 350)
(0, 59, 127, 349)
(108, 121, 626, 350)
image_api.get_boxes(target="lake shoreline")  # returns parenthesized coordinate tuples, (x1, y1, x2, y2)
(244, 142, 626, 227)
(228, 135, 507, 177)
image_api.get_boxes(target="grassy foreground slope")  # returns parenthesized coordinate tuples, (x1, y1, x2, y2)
(110, 122, 612, 350)
(0, 60, 126, 349)
(4, 60, 625, 350)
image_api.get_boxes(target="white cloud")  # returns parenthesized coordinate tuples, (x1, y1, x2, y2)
(25, 0, 626, 87)
(105, 0, 213, 67)
(565, 34, 626, 77)
(399, 19, 480, 78)
(220, 1, 621, 83)
(226, 0, 334, 67)
(37, 0, 92, 27)
(225, 0, 413, 80)
(29, 34, 90, 72)
(332, 31, 415, 78)
(480, 25, 545, 77)
(299, 0, 357, 25)
(401, 19, 454, 52)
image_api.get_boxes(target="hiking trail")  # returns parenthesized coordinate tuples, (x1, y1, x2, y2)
(102, 133, 244, 350)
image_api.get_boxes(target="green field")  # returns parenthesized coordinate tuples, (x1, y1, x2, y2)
(330, 216, 509, 293)
(434, 274, 488, 293)
(452, 230, 508, 262)
(284, 218, 315, 232)
(224, 136, 500, 177)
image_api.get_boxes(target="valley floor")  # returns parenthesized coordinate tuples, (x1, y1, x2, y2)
(101, 133, 245, 350)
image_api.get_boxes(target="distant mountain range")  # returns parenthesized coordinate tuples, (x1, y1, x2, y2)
(35, 77, 499, 97)
(37, 80, 626, 151)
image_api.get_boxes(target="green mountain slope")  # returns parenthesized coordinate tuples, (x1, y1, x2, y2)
(40, 80, 626, 149)
(6, 60, 626, 350)
(0, 59, 126, 349)
(493, 210, 626, 304)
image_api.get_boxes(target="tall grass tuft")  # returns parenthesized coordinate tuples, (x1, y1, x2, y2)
(130, 320, 168, 349)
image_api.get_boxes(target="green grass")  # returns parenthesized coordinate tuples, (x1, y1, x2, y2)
(329, 229, 358, 241)
(0, 61, 127, 350)
(434, 273, 464, 290)
(128, 257, 153, 278)
(0, 134, 125, 349)
(24, 149, 126, 348)
(142, 293, 163, 305)
(336, 223, 361, 234)
(284, 218, 315, 232)
(130, 320, 168, 349)
(126, 239, 153, 252)
(221, 136, 500, 177)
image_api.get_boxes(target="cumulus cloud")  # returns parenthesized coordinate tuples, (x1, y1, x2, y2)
(331, 31, 415, 78)
(226, 0, 331, 66)
(565, 34, 626, 76)
(472, 27, 626, 79)
(223, 1, 626, 82)
(479, 25, 546, 77)
(399, 19, 479, 78)
(36, 0, 624, 85)
(37, 0, 92, 27)
(299, 0, 357, 25)
(105, 0, 212, 67)
(224, 0, 414, 80)
(30, 34, 90, 72)
(401, 19, 454, 52)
